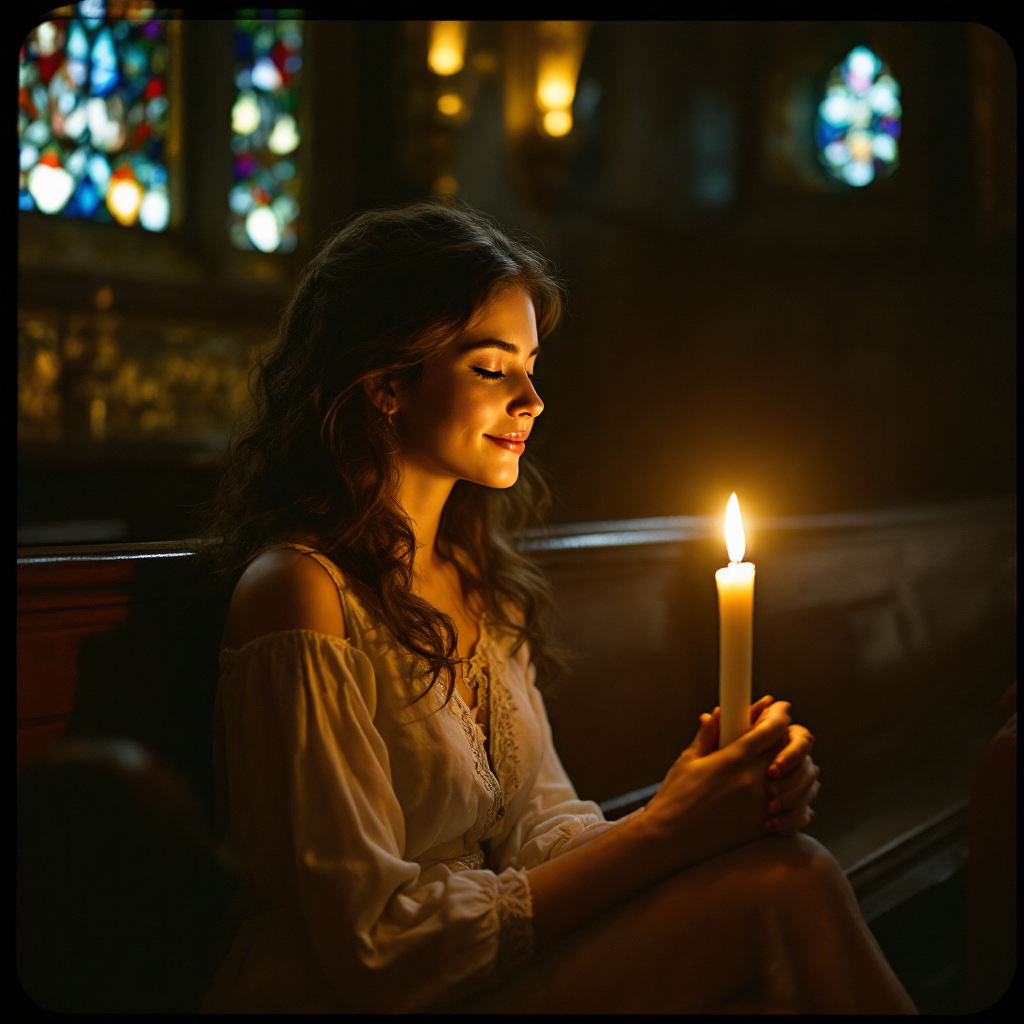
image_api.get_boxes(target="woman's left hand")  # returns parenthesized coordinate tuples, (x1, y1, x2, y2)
(763, 713, 820, 837)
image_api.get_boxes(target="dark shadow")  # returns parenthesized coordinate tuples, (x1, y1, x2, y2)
(66, 557, 230, 828)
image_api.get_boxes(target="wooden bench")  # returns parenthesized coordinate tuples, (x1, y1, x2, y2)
(17, 498, 1015, 922)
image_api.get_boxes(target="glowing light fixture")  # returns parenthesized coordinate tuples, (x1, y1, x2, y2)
(536, 21, 589, 138)
(437, 93, 463, 116)
(428, 21, 467, 76)
(542, 109, 572, 137)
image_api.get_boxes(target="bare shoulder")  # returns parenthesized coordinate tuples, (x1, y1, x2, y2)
(221, 547, 348, 650)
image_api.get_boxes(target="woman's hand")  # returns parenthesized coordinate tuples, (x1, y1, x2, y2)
(761, 709, 820, 836)
(637, 699, 793, 874)
(702, 698, 821, 837)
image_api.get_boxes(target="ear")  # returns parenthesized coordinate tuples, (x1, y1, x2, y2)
(363, 376, 397, 417)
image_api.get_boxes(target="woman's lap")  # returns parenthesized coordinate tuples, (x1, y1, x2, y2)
(454, 833, 839, 1014)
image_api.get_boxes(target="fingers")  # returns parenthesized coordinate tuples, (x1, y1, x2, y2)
(767, 759, 821, 815)
(767, 724, 815, 779)
(765, 758, 821, 835)
(739, 701, 791, 757)
(695, 709, 720, 757)
(687, 708, 720, 758)
(749, 695, 774, 725)
(767, 803, 815, 836)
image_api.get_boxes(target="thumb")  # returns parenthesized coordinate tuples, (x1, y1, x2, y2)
(691, 708, 720, 757)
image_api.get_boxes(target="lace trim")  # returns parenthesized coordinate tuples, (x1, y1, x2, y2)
(448, 619, 509, 836)
(486, 655, 522, 802)
(450, 686, 505, 836)
(492, 869, 534, 980)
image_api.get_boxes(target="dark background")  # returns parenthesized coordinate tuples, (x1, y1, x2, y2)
(17, 20, 1016, 541)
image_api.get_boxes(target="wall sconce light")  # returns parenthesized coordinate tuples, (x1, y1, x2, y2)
(536, 21, 590, 137)
(428, 21, 468, 76)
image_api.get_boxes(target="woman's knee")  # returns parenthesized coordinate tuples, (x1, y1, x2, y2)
(742, 834, 850, 904)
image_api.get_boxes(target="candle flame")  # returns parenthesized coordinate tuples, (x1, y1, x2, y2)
(725, 493, 746, 563)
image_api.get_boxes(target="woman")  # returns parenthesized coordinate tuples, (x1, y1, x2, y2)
(203, 201, 915, 1013)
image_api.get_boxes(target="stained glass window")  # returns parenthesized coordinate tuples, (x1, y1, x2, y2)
(815, 46, 901, 188)
(229, 12, 303, 253)
(18, 1, 174, 230)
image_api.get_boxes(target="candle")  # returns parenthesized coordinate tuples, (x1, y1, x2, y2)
(716, 493, 755, 748)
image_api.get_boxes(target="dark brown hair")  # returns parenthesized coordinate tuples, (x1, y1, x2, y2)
(206, 200, 566, 697)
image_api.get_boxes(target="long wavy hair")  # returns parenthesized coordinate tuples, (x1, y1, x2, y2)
(205, 200, 567, 699)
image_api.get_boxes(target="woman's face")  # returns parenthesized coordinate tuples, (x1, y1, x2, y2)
(391, 286, 544, 490)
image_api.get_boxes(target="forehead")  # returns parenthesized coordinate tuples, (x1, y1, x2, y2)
(463, 287, 538, 343)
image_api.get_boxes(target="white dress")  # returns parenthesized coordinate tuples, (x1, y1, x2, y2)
(203, 545, 615, 1013)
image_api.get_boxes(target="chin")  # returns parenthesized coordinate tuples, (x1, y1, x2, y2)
(468, 462, 520, 490)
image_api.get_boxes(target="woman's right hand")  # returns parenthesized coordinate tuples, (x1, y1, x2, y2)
(637, 698, 792, 874)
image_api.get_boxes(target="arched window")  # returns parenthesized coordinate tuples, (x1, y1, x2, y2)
(18, 1, 174, 230)
(815, 46, 901, 188)
(228, 13, 303, 253)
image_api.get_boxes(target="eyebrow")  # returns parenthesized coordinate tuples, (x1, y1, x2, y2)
(461, 338, 540, 357)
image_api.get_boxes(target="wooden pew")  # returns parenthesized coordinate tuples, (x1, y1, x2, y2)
(17, 498, 1015, 921)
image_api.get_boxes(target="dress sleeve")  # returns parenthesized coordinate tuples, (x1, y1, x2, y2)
(489, 651, 618, 873)
(218, 631, 532, 1013)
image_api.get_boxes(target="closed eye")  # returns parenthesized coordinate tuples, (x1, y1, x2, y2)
(472, 366, 505, 381)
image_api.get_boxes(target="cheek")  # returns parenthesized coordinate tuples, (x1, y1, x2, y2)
(409, 376, 490, 449)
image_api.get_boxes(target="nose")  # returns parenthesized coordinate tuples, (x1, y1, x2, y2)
(509, 373, 544, 420)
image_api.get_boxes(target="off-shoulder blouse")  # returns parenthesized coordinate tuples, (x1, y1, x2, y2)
(202, 545, 615, 1013)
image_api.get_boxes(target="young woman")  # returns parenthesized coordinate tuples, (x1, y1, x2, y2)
(203, 202, 916, 1013)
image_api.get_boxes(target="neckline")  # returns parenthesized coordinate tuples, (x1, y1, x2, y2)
(458, 615, 491, 666)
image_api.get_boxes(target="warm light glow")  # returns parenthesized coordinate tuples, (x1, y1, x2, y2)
(107, 177, 143, 226)
(542, 109, 573, 137)
(428, 21, 467, 76)
(725, 493, 746, 564)
(437, 93, 463, 116)
(538, 75, 574, 111)
(534, 22, 589, 139)
(433, 174, 458, 195)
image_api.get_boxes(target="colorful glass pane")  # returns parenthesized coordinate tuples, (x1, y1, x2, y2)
(229, 12, 303, 253)
(18, 2, 173, 230)
(815, 46, 901, 188)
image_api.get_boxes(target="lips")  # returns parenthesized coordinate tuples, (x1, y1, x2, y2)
(485, 433, 528, 455)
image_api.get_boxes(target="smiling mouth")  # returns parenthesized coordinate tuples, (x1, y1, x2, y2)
(485, 433, 528, 454)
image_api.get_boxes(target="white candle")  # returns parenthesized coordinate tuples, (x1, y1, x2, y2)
(716, 493, 755, 748)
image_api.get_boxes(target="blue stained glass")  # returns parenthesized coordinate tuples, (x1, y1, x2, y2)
(18, 4, 173, 229)
(67, 22, 89, 59)
(815, 47, 901, 188)
(228, 14, 303, 253)
(815, 121, 844, 148)
(74, 177, 100, 215)
(90, 26, 120, 95)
